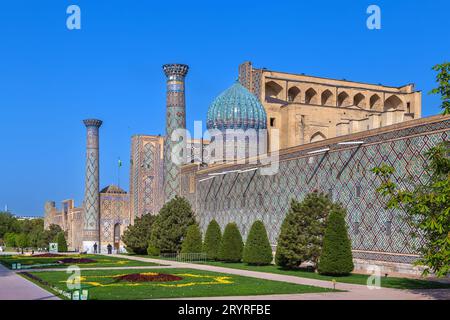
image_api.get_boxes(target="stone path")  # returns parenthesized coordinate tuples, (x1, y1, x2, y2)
(109, 254, 450, 300)
(0, 263, 59, 300)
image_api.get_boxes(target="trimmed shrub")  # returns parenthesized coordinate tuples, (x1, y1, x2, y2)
(147, 244, 160, 257)
(181, 224, 203, 254)
(218, 223, 243, 262)
(122, 214, 156, 254)
(275, 192, 332, 269)
(55, 232, 68, 252)
(203, 220, 222, 260)
(243, 221, 273, 265)
(318, 205, 354, 276)
(148, 196, 196, 253)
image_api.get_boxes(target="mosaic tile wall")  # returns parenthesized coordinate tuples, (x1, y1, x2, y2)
(181, 116, 449, 264)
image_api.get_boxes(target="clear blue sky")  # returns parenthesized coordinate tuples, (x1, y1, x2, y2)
(0, 0, 448, 216)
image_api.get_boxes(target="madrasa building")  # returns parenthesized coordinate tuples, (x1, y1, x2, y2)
(44, 61, 449, 274)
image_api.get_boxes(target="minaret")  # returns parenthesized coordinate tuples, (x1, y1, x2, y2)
(162, 64, 189, 201)
(82, 119, 102, 253)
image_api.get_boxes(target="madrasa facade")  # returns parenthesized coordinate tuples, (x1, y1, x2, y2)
(44, 61, 449, 274)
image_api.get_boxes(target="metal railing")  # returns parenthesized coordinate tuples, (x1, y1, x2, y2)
(159, 252, 207, 263)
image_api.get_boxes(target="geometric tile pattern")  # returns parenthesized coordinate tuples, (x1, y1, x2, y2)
(163, 64, 189, 202)
(129, 135, 164, 218)
(181, 117, 450, 264)
(82, 119, 102, 241)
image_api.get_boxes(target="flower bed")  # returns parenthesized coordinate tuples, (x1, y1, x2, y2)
(32, 253, 66, 258)
(115, 272, 183, 283)
(57, 258, 97, 264)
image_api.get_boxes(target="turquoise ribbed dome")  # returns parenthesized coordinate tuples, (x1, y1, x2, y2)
(206, 82, 267, 131)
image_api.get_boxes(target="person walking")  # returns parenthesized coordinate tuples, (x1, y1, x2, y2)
(93, 242, 98, 254)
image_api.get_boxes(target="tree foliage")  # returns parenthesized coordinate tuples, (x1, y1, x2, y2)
(430, 62, 450, 115)
(181, 224, 203, 254)
(219, 223, 243, 262)
(275, 192, 332, 269)
(318, 205, 354, 275)
(149, 196, 196, 253)
(122, 214, 156, 254)
(56, 232, 68, 252)
(203, 220, 222, 260)
(373, 142, 450, 277)
(243, 220, 273, 265)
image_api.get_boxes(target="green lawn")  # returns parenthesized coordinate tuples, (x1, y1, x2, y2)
(0, 254, 160, 269)
(23, 268, 335, 300)
(127, 255, 450, 290)
(183, 261, 450, 290)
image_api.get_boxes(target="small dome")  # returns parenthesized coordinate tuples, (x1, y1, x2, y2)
(100, 185, 127, 194)
(207, 82, 267, 131)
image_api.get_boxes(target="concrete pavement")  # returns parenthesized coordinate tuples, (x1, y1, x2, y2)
(0, 263, 59, 300)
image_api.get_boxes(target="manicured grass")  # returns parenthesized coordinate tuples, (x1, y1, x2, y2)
(24, 268, 334, 300)
(187, 261, 450, 290)
(0, 254, 160, 269)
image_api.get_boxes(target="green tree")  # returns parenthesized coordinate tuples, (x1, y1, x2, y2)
(0, 212, 20, 239)
(373, 142, 450, 277)
(430, 62, 450, 114)
(55, 232, 68, 252)
(15, 233, 28, 250)
(203, 220, 222, 260)
(4, 233, 17, 247)
(318, 205, 354, 275)
(122, 214, 156, 254)
(41, 224, 63, 249)
(181, 224, 203, 254)
(218, 223, 243, 262)
(243, 220, 273, 265)
(149, 196, 196, 253)
(275, 192, 332, 269)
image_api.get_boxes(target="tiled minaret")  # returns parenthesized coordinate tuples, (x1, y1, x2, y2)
(82, 119, 102, 253)
(162, 64, 189, 201)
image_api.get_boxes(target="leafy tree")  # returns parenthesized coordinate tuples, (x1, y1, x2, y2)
(318, 205, 354, 275)
(149, 196, 196, 253)
(243, 220, 273, 265)
(430, 62, 450, 114)
(41, 224, 63, 248)
(373, 142, 450, 277)
(181, 224, 203, 254)
(55, 232, 68, 252)
(15, 233, 28, 250)
(4, 233, 17, 247)
(203, 220, 222, 260)
(275, 192, 332, 269)
(0, 212, 20, 239)
(122, 214, 156, 254)
(218, 223, 243, 262)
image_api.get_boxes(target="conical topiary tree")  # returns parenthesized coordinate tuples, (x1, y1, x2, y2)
(243, 220, 273, 265)
(318, 205, 354, 276)
(218, 223, 243, 262)
(181, 224, 203, 254)
(55, 232, 68, 252)
(203, 220, 222, 260)
(148, 196, 196, 253)
(275, 192, 332, 269)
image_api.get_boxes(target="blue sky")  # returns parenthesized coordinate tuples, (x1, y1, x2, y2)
(0, 0, 448, 216)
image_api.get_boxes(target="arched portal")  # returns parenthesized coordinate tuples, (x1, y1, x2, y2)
(321, 89, 334, 106)
(338, 92, 350, 107)
(288, 86, 301, 102)
(113, 223, 121, 250)
(265, 81, 283, 100)
(305, 88, 318, 104)
(384, 95, 403, 111)
(310, 132, 326, 143)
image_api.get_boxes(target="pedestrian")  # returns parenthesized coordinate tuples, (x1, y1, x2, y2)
(93, 242, 98, 254)
(107, 244, 112, 254)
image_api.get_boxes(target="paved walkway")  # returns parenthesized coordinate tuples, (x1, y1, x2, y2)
(108, 254, 450, 300)
(0, 264, 59, 300)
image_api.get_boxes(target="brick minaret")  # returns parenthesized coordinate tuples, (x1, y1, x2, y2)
(82, 119, 102, 253)
(162, 64, 189, 201)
